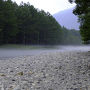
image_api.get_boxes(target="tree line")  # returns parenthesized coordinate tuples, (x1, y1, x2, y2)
(69, 0, 90, 44)
(0, 0, 81, 45)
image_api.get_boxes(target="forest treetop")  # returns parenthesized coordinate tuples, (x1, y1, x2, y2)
(0, 0, 81, 45)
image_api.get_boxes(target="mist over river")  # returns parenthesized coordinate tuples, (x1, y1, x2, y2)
(0, 45, 90, 59)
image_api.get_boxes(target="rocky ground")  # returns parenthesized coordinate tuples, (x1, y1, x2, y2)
(0, 51, 90, 90)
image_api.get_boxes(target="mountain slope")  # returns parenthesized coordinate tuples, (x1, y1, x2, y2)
(53, 7, 80, 30)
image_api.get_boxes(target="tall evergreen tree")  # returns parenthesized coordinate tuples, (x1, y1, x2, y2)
(69, 0, 90, 44)
(0, 0, 81, 45)
(0, 0, 18, 44)
(0, 0, 4, 44)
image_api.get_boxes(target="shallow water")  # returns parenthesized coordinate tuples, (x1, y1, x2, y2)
(0, 45, 90, 59)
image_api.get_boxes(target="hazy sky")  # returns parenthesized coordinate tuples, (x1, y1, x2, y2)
(13, 0, 76, 14)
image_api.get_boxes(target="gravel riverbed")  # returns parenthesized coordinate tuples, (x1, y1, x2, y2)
(0, 51, 90, 90)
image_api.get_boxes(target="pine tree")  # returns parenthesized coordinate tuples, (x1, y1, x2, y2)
(69, 0, 90, 44)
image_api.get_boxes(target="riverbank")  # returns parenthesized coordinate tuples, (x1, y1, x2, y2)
(0, 51, 90, 90)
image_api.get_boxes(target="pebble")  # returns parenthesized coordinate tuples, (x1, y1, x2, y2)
(0, 51, 90, 90)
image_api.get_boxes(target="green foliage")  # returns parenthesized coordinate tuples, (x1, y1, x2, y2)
(69, 0, 90, 44)
(0, 0, 18, 44)
(60, 27, 81, 45)
(0, 0, 81, 45)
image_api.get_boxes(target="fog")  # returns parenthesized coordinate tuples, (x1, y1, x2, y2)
(0, 45, 90, 60)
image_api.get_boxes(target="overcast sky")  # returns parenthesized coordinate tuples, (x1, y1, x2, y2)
(13, 0, 76, 14)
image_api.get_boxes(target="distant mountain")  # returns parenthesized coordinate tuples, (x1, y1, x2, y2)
(53, 7, 80, 30)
